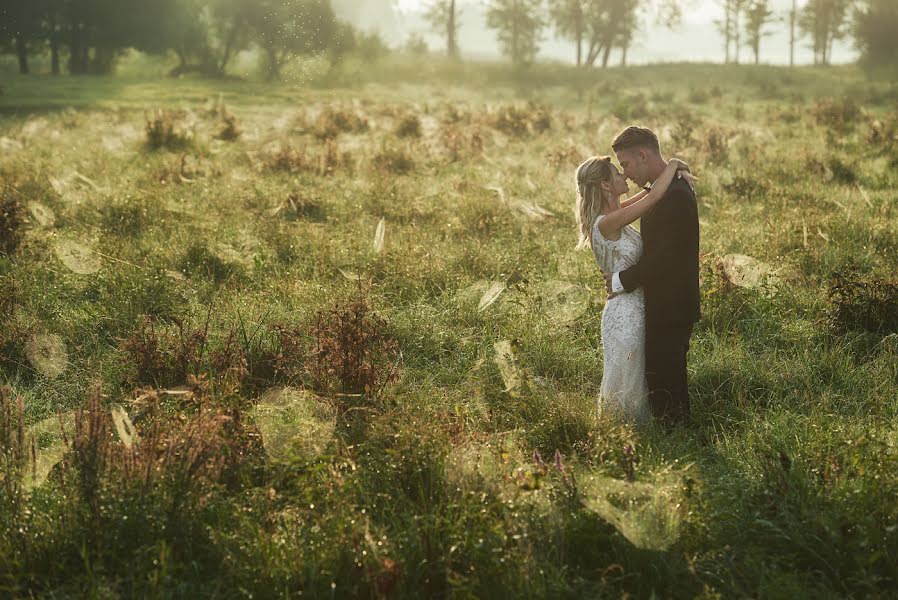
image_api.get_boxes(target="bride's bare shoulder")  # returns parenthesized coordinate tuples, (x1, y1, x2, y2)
(595, 214, 622, 242)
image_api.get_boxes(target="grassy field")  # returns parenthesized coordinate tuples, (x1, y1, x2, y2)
(1, 59, 897, 598)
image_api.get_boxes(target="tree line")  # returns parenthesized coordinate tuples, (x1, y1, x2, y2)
(2, 0, 896, 77)
(428, 0, 896, 67)
(0, 0, 385, 78)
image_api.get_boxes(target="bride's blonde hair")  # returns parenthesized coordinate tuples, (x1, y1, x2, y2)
(575, 156, 613, 250)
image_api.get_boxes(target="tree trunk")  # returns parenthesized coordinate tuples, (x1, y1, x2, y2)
(80, 44, 90, 75)
(601, 42, 612, 68)
(266, 46, 282, 80)
(789, 0, 795, 66)
(448, 0, 458, 60)
(512, 19, 519, 64)
(68, 29, 82, 74)
(15, 37, 29, 75)
(575, 19, 582, 66)
(734, 11, 741, 64)
(218, 20, 242, 76)
(51, 38, 60, 75)
(724, 4, 732, 63)
(621, 43, 628, 66)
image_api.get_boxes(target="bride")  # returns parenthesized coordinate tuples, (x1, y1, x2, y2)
(575, 156, 692, 422)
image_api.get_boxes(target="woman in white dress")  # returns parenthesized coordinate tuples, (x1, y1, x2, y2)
(575, 156, 691, 423)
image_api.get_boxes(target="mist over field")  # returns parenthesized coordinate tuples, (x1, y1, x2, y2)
(1, 0, 897, 598)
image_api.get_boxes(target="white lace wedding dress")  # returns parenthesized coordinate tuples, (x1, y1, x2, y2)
(591, 215, 650, 423)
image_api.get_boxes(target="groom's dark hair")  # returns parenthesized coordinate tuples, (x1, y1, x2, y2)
(612, 126, 660, 154)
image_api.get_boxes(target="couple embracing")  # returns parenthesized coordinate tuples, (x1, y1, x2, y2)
(575, 126, 701, 426)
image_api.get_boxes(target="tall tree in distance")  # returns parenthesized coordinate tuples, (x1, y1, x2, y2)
(788, 0, 798, 66)
(854, 0, 898, 67)
(0, 1, 43, 74)
(799, 0, 852, 65)
(579, 0, 636, 68)
(485, 0, 544, 66)
(731, 0, 749, 63)
(715, 0, 735, 62)
(549, 0, 586, 66)
(744, 0, 774, 64)
(424, 0, 461, 60)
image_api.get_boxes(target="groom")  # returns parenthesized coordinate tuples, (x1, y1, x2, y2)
(604, 126, 701, 424)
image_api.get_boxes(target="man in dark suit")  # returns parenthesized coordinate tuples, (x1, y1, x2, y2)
(603, 126, 701, 424)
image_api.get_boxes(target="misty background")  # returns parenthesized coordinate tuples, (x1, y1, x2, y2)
(334, 0, 858, 65)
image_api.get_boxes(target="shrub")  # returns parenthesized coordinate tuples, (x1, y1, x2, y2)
(827, 273, 898, 336)
(489, 103, 551, 136)
(703, 126, 730, 163)
(828, 157, 857, 184)
(268, 145, 312, 173)
(439, 124, 484, 162)
(813, 97, 862, 133)
(313, 107, 369, 140)
(372, 146, 414, 175)
(866, 114, 898, 153)
(216, 110, 241, 141)
(145, 109, 193, 150)
(395, 114, 422, 138)
(610, 92, 651, 121)
(306, 295, 400, 405)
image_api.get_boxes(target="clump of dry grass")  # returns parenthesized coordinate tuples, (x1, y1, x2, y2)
(268, 141, 350, 176)
(813, 97, 862, 133)
(268, 144, 312, 173)
(866, 113, 898, 154)
(545, 144, 582, 170)
(313, 107, 369, 140)
(154, 154, 221, 185)
(307, 295, 400, 407)
(372, 146, 414, 175)
(145, 109, 193, 150)
(702, 126, 731, 163)
(0, 185, 28, 255)
(395, 113, 422, 138)
(827, 274, 898, 336)
(269, 192, 327, 222)
(216, 110, 241, 141)
(489, 103, 551, 136)
(438, 123, 484, 163)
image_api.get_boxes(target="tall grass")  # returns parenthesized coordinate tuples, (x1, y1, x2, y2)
(0, 61, 896, 597)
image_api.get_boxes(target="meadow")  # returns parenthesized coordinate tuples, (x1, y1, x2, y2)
(1, 57, 897, 598)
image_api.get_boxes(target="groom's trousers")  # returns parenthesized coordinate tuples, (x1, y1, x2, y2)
(645, 323, 694, 422)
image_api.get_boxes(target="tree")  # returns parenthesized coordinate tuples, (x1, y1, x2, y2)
(799, 0, 853, 65)
(788, 0, 797, 65)
(550, 0, 586, 66)
(486, 0, 544, 66)
(715, 0, 735, 63)
(854, 0, 898, 67)
(715, 0, 748, 63)
(248, 0, 338, 80)
(424, 0, 461, 60)
(744, 0, 774, 64)
(0, 1, 43, 74)
(158, 0, 254, 77)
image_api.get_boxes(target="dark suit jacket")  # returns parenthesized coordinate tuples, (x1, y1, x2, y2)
(619, 178, 701, 327)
